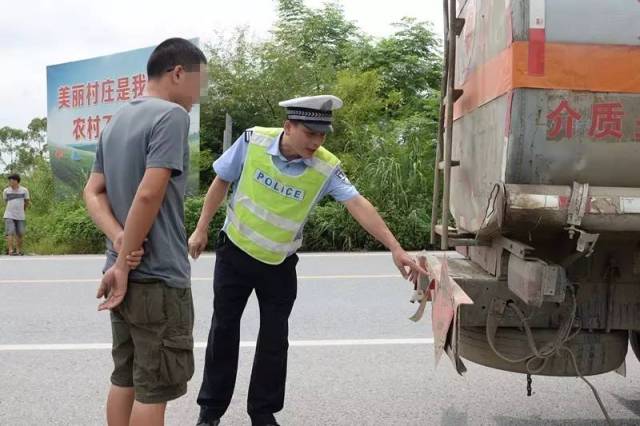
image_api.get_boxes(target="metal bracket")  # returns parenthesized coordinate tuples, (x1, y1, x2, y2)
(567, 182, 590, 227)
(565, 226, 599, 257)
(449, 238, 491, 247)
(565, 182, 599, 257)
(494, 236, 534, 259)
(434, 225, 490, 247)
(541, 264, 565, 297)
(575, 229, 599, 257)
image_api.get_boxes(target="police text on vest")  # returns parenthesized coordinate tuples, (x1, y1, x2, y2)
(254, 169, 305, 201)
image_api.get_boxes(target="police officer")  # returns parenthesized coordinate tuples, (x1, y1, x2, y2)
(189, 95, 427, 426)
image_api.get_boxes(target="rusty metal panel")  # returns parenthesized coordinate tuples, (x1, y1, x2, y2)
(455, 0, 513, 87)
(450, 89, 640, 234)
(450, 93, 510, 233)
(506, 89, 640, 187)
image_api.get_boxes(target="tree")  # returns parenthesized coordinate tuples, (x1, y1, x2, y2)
(0, 126, 26, 172)
(358, 18, 441, 95)
(27, 117, 48, 159)
(0, 118, 48, 174)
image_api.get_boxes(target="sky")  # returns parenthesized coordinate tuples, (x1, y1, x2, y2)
(0, 0, 443, 131)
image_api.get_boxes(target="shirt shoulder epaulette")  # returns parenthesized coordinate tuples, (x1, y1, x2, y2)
(244, 129, 253, 143)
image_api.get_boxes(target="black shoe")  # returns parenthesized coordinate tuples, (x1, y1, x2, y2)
(196, 417, 220, 426)
(196, 407, 220, 426)
(251, 415, 280, 426)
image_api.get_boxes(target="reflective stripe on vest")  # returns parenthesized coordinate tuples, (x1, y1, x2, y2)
(226, 207, 303, 253)
(226, 127, 340, 264)
(234, 189, 300, 232)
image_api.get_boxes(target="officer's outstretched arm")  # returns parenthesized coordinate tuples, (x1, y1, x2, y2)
(343, 195, 427, 282)
(189, 176, 231, 259)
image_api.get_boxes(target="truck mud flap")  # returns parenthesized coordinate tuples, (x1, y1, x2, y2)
(412, 253, 474, 374)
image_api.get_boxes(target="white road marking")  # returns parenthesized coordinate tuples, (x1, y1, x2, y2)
(0, 338, 434, 352)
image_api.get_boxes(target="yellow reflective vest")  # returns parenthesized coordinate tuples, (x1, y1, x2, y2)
(226, 127, 341, 264)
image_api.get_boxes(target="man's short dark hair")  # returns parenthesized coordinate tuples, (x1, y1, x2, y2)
(147, 38, 207, 79)
(7, 174, 20, 183)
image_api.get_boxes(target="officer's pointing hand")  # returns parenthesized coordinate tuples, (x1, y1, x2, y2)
(391, 248, 428, 282)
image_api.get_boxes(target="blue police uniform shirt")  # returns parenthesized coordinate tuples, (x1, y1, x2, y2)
(213, 130, 359, 247)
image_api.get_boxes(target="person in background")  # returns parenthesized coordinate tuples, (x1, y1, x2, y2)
(3, 173, 30, 255)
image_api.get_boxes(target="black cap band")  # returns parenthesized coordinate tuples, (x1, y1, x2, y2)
(285, 107, 333, 123)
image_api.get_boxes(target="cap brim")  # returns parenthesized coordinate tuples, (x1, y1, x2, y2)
(302, 121, 333, 134)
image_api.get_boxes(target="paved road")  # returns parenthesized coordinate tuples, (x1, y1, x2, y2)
(1, 253, 639, 425)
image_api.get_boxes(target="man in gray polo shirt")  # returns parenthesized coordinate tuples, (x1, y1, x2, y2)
(84, 38, 207, 426)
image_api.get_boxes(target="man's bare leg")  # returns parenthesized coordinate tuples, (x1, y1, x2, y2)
(6, 235, 14, 254)
(129, 401, 167, 426)
(106, 385, 134, 426)
(15, 235, 22, 254)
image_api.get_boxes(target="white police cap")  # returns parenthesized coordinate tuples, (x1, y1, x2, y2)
(279, 95, 343, 133)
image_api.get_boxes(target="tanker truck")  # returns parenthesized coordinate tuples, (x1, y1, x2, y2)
(417, 1, 640, 422)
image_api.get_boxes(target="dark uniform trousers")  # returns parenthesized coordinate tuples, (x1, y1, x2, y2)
(197, 232, 298, 423)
